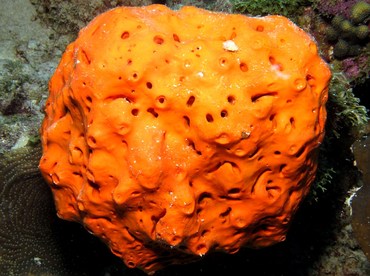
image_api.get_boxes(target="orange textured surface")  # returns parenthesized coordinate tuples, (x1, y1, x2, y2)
(39, 5, 331, 273)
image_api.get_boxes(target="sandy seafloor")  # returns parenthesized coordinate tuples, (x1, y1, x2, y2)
(0, 0, 369, 275)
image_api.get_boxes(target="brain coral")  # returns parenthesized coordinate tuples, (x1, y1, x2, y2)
(39, 4, 331, 273)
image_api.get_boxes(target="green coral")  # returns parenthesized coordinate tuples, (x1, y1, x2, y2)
(351, 1, 370, 24)
(355, 24, 369, 40)
(331, 14, 345, 29)
(328, 14, 369, 58)
(326, 26, 339, 41)
(231, 0, 308, 19)
(333, 39, 350, 59)
(326, 71, 368, 139)
(323, 3, 369, 63)
(340, 19, 354, 33)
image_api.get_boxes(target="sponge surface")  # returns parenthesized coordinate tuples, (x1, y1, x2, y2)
(40, 5, 331, 273)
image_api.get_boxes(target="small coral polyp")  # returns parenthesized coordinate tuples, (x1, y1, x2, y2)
(39, 5, 331, 273)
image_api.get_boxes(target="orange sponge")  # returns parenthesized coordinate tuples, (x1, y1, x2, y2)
(40, 5, 331, 273)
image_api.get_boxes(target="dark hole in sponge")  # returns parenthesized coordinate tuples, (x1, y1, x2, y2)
(147, 108, 158, 118)
(186, 96, 195, 107)
(173, 33, 181, 42)
(240, 62, 248, 72)
(131, 109, 139, 116)
(121, 31, 130, 39)
(219, 207, 232, 218)
(228, 188, 241, 194)
(220, 110, 228, 117)
(227, 95, 236, 104)
(206, 114, 214, 122)
(157, 96, 166, 104)
(187, 139, 202, 155)
(251, 92, 277, 103)
(198, 192, 213, 204)
(183, 116, 190, 127)
(154, 35, 164, 45)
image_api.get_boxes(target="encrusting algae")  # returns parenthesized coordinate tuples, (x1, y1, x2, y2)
(39, 5, 331, 274)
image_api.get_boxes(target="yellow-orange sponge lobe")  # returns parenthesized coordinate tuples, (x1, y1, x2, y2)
(40, 5, 331, 273)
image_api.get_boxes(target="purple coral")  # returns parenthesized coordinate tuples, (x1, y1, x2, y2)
(342, 57, 360, 79)
(315, 0, 368, 18)
(341, 56, 368, 81)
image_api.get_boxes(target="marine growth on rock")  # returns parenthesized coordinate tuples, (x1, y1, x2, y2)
(39, 5, 331, 274)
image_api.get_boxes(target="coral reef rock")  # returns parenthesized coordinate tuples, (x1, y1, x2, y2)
(39, 5, 331, 273)
(352, 123, 370, 261)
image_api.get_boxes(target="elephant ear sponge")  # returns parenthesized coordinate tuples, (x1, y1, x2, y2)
(39, 5, 331, 274)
